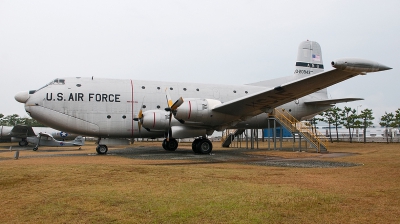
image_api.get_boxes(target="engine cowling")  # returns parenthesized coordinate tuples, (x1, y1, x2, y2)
(331, 58, 391, 73)
(141, 110, 170, 131)
(174, 98, 231, 125)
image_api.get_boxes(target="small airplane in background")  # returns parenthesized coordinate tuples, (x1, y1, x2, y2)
(27, 132, 85, 151)
(14, 40, 392, 155)
(0, 125, 79, 146)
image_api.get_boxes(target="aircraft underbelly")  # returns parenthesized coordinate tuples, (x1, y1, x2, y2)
(26, 105, 100, 136)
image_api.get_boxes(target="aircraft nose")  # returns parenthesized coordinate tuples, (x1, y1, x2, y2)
(15, 91, 30, 103)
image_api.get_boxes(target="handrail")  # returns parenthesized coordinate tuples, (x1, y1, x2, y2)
(272, 108, 328, 151)
(221, 129, 237, 143)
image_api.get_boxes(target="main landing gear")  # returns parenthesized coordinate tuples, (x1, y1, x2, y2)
(95, 138, 213, 155)
(192, 138, 213, 154)
(19, 139, 28, 147)
(162, 138, 213, 154)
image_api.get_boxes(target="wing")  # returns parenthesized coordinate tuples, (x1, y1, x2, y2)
(38, 132, 54, 138)
(213, 58, 390, 118)
(9, 125, 36, 137)
(304, 98, 363, 105)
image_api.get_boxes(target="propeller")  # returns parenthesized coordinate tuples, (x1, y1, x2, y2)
(133, 101, 145, 136)
(165, 89, 184, 141)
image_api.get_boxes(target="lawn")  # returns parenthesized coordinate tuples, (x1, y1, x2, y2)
(0, 142, 399, 223)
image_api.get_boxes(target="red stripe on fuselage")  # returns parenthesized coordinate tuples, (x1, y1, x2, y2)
(130, 80, 134, 137)
(153, 112, 156, 128)
(188, 101, 191, 119)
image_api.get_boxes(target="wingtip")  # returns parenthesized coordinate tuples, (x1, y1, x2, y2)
(379, 64, 392, 71)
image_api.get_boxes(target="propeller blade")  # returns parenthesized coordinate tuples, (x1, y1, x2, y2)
(134, 100, 145, 137)
(164, 89, 184, 141)
(171, 97, 184, 111)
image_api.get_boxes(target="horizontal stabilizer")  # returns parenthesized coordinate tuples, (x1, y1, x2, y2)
(304, 98, 363, 105)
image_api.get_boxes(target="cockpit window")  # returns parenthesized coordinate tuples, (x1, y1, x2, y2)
(35, 78, 65, 92)
(53, 79, 65, 84)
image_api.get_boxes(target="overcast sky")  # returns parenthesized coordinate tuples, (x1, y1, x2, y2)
(1, 0, 399, 124)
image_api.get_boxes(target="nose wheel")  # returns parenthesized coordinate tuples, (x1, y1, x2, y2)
(96, 145, 108, 154)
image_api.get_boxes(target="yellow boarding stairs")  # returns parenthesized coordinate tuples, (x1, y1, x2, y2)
(220, 108, 328, 152)
(221, 129, 245, 148)
(271, 108, 328, 152)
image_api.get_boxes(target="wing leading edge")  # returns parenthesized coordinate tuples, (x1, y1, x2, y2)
(212, 58, 391, 118)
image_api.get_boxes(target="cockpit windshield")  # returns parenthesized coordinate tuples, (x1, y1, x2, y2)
(53, 78, 65, 85)
(35, 78, 66, 93)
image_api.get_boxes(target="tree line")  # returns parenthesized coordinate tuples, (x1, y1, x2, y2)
(317, 107, 400, 143)
(0, 113, 44, 127)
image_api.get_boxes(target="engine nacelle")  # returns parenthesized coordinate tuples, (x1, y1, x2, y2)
(331, 58, 391, 73)
(174, 98, 231, 125)
(141, 110, 170, 131)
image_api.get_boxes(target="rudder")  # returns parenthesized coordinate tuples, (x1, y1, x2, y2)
(294, 40, 324, 78)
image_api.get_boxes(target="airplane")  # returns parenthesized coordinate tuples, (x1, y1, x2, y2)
(14, 40, 391, 155)
(0, 125, 79, 146)
(26, 132, 85, 151)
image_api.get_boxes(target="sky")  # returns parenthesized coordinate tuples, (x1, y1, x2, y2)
(1, 0, 399, 125)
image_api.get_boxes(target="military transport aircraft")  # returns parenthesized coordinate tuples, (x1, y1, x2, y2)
(14, 41, 391, 155)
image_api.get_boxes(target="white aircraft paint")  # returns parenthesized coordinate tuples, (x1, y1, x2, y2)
(14, 41, 391, 154)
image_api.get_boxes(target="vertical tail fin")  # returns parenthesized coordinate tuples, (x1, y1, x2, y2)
(294, 40, 324, 78)
(294, 40, 327, 95)
(73, 136, 85, 146)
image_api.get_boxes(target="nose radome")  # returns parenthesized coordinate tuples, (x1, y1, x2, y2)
(15, 91, 30, 103)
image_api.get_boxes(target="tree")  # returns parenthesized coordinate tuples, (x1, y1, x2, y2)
(340, 106, 357, 143)
(0, 113, 45, 127)
(0, 113, 4, 125)
(380, 112, 396, 143)
(353, 119, 362, 141)
(330, 106, 342, 142)
(358, 108, 374, 143)
(318, 110, 334, 143)
(308, 117, 319, 136)
(395, 108, 400, 127)
(0, 114, 20, 126)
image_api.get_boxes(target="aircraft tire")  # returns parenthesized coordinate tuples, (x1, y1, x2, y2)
(19, 140, 28, 147)
(162, 139, 168, 150)
(192, 139, 201, 153)
(196, 139, 212, 154)
(33, 147, 38, 151)
(163, 139, 178, 151)
(96, 145, 108, 155)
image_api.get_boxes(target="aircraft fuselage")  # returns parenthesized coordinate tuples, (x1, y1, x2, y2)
(22, 77, 329, 138)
